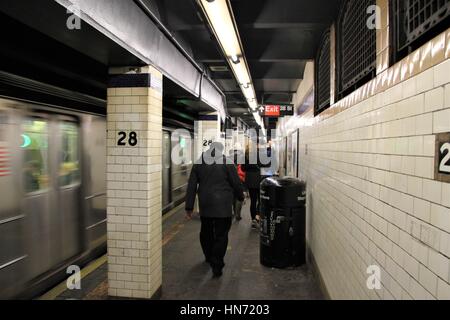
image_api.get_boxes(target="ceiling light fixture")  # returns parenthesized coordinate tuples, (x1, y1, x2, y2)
(198, 0, 262, 129)
(230, 54, 240, 64)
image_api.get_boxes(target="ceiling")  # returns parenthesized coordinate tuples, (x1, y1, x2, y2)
(0, 0, 217, 117)
(148, 0, 341, 127)
(0, 0, 342, 127)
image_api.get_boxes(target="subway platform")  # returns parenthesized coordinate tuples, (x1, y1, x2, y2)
(39, 203, 323, 300)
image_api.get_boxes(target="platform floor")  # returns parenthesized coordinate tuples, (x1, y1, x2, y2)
(47, 203, 324, 300)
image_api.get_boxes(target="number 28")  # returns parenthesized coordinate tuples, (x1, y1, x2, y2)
(118, 131, 138, 147)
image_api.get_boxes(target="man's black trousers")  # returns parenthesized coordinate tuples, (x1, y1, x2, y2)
(248, 188, 260, 220)
(200, 217, 232, 270)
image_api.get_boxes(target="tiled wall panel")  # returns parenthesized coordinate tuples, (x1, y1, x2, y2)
(296, 30, 450, 300)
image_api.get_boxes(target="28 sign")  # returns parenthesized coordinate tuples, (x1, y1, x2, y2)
(439, 143, 450, 173)
(435, 133, 450, 183)
(203, 139, 213, 147)
(118, 131, 138, 147)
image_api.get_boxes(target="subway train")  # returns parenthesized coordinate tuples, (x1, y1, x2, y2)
(0, 96, 192, 299)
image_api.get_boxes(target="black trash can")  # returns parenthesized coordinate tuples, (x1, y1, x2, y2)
(259, 177, 306, 268)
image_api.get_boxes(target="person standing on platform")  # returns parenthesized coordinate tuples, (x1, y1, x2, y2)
(233, 150, 246, 221)
(185, 142, 245, 278)
(242, 149, 262, 230)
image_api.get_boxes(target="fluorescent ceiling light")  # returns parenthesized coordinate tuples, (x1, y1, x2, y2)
(248, 100, 258, 110)
(241, 84, 255, 101)
(199, 0, 260, 123)
(200, 0, 241, 59)
(232, 60, 251, 87)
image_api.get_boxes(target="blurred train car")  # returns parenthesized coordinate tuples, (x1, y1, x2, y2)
(162, 128, 193, 213)
(0, 97, 107, 299)
(0, 97, 193, 299)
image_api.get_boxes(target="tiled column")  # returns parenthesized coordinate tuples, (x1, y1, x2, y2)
(194, 112, 221, 160)
(106, 66, 162, 299)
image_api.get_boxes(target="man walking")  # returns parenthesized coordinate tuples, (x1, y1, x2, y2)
(185, 142, 245, 278)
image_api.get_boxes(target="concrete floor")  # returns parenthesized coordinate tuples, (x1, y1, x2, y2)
(161, 203, 323, 300)
(50, 203, 323, 300)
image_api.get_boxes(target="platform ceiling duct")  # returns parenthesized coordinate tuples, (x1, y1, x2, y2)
(55, 0, 226, 120)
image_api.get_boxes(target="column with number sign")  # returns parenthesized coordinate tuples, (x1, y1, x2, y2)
(106, 66, 162, 299)
(194, 112, 221, 161)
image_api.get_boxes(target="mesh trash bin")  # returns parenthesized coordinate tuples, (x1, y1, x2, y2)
(260, 177, 306, 268)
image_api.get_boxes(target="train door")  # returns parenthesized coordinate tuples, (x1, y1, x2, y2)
(21, 112, 82, 279)
(21, 114, 54, 279)
(170, 132, 192, 206)
(162, 131, 171, 211)
(0, 106, 26, 299)
(82, 115, 106, 250)
(56, 117, 82, 261)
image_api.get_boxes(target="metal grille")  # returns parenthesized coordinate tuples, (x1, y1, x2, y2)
(315, 30, 331, 114)
(396, 0, 450, 51)
(338, 0, 376, 94)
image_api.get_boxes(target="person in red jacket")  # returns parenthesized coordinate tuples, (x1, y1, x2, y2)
(237, 163, 246, 182)
(233, 150, 246, 221)
(233, 163, 246, 220)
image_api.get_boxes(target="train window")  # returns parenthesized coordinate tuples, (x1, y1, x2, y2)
(179, 135, 192, 165)
(22, 119, 49, 193)
(164, 133, 171, 169)
(59, 122, 80, 186)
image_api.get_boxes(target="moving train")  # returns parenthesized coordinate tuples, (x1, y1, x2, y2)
(0, 97, 192, 299)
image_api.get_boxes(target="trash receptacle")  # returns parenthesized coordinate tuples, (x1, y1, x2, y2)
(260, 177, 306, 268)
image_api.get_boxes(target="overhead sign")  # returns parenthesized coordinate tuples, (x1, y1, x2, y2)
(258, 105, 294, 118)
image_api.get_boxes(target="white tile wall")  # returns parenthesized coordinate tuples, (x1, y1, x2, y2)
(296, 56, 450, 299)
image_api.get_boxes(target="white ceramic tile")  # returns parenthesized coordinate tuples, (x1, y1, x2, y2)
(434, 59, 450, 87)
(423, 180, 443, 204)
(442, 183, 450, 208)
(433, 109, 450, 133)
(419, 263, 439, 296)
(445, 83, 450, 109)
(428, 249, 450, 282)
(407, 176, 423, 197)
(431, 204, 450, 233)
(437, 278, 450, 300)
(413, 198, 431, 222)
(408, 136, 424, 156)
(416, 68, 435, 94)
(425, 87, 445, 112)
(415, 113, 433, 135)
(423, 135, 436, 156)
(415, 157, 434, 179)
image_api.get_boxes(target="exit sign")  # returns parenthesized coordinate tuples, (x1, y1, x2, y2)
(259, 105, 294, 118)
(265, 105, 280, 116)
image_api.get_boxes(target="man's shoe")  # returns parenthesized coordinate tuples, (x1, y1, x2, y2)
(212, 268, 223, 278)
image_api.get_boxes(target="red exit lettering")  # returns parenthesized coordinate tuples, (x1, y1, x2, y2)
(265, 105, 280, 116)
